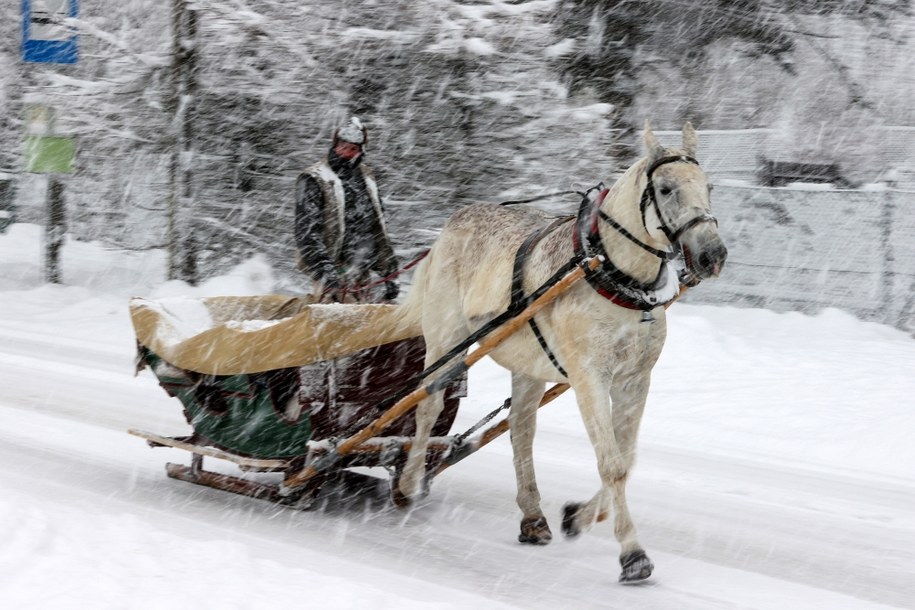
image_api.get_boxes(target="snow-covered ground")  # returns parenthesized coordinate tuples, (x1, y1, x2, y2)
(1, 222, 913, 609)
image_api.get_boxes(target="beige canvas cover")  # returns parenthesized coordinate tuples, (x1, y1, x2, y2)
(129, 295, 419, 375)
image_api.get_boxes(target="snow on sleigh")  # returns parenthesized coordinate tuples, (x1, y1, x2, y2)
(128, 277, 582, 508)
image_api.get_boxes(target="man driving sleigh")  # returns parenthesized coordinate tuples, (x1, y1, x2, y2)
(294, 116, 400, 304)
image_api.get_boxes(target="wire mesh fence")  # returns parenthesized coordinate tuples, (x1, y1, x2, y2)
(681, 184, 915, 332)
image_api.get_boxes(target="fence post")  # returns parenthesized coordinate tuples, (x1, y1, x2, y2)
(879, 190, 894, 325)
(889, 188, 915, 331)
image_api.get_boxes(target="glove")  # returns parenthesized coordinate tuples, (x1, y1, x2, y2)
(318, 264, 344, 302)
(318, 263, 339, 287)
(383, 281, 400, 302)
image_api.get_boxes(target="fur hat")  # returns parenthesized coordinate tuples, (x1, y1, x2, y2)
(334, 116, 367, 146)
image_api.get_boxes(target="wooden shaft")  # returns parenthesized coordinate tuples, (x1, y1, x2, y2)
(433, 382, 570, 475)
(283, 259, 600, 491)
(458, 259, 599, 371)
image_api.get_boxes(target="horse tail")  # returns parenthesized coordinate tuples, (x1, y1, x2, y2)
(391, 251, 430, 336)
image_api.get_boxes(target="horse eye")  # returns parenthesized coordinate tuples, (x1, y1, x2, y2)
(658, 186, 672, 196)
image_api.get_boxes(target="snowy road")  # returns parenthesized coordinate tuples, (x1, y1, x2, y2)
(1, 310, 913, 609)
(1, 225, 913, 609)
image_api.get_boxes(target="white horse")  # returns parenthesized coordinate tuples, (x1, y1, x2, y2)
(394, 122, 727, 583)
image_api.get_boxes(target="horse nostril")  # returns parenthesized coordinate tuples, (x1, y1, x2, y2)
(698, 244, 728, 273)
(698, 252, 713, 270)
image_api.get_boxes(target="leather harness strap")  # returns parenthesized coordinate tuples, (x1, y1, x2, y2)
(505, 155, 716, 376)
(511, 216, 575, 378)
(572, 187, 673, 312)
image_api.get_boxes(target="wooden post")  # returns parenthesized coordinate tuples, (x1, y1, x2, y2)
(180, 5, 199, 285)
(166, 0, 180, 281)
(45, 176, 66, 283)
(0, 177, 14, 233)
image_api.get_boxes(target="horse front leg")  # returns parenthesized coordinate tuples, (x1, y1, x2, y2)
(508, 373, 549, 544)
(561, 374, 653, 583)
(607, 376, 654, 583)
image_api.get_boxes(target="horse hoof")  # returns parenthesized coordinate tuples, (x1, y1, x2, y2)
(561, 502, 583, 538)
(518, 516, 552, 545)
(390, 485, 413, 509)
(619, 550, 654, 584)
(279, 490, 320, 511)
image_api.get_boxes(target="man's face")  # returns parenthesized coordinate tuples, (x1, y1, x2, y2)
(334, 141, 362, 161)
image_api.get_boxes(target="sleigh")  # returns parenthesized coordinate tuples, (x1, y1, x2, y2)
(129, 260, 595, 508)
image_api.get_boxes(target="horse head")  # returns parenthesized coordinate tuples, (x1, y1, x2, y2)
(641, 122, 728, 285)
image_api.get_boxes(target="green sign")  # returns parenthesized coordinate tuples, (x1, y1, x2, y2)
(24, 135, 75, 173)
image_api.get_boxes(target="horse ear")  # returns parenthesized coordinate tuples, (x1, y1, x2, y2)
(643, 120, 664, 160)
(682, 122, 698, 157)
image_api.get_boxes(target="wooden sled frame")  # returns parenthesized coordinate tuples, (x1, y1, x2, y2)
(129, 381, 571, 508)
(132, 258, 601, 508)
(128, 428, 455, 506)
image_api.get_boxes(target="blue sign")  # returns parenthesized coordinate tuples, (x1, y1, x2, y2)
(22, 0, 79, 64)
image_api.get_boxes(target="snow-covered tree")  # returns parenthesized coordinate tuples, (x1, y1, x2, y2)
(550, 0, 912, 160)
(2, 0, 912, 282)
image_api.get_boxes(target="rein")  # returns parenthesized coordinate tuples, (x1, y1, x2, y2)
(341, 155, 715, 312)
(328, 249, 430, 301)
(499, 190, 580, 206)
(335, 190, 581, 300)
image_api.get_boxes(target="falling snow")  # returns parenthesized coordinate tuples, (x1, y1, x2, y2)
(2, 2, 915, 608)
(1, 223, 913, 609)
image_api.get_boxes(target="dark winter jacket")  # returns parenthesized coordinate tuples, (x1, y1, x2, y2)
(293, 152, 397, 289)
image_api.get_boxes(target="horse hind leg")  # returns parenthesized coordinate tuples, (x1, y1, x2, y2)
(392, 390, 445, 507)
(509, 373, 551, 544)
(561, 487, 611, 538)
(393, 319, 469, 507)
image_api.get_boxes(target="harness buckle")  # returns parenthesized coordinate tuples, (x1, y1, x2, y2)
(583, 182, 606, 203)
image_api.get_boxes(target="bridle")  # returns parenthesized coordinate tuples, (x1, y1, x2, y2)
(509, 155, 718, 376)
(638, 154, 718, 245)
(585, 154, 719, 265)
(572, 155, 718, 311)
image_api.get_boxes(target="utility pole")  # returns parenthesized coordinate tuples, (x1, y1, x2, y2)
(167, 0, 199, 284)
